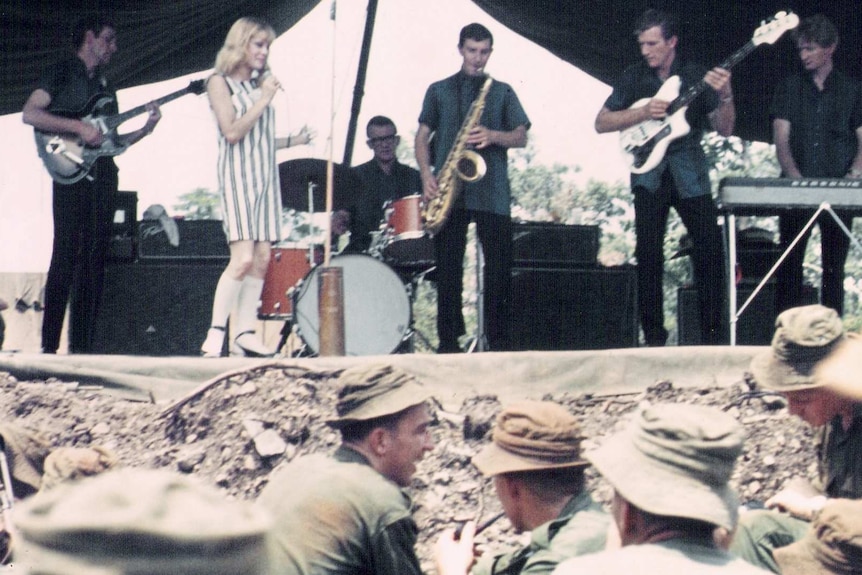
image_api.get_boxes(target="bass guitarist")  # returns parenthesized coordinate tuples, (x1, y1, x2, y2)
(594, 8, 734, 347)
(22, 15, 161, 354)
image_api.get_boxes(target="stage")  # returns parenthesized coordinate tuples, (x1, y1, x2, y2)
(0, 346, 764, 408)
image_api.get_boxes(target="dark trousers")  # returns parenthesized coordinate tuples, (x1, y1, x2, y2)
(434, 208, 512, 352)
(41, 165, 117, 354)
(776, 209, 852, 315)
(634, 181, 727, 346)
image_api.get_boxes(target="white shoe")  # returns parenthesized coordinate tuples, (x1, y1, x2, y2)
(201, 326, 226, 358)
(231, 330, 274, 357)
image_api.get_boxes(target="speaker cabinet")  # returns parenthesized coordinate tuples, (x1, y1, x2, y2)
(512, 222, 600, 268)
(138, 220, 229, 262)
(679, 282, 820, 345)
(510, 266, 638, 350)
(92, 262, 223, 356)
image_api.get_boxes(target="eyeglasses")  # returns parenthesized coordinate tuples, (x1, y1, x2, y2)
(367, 134, 398, 145)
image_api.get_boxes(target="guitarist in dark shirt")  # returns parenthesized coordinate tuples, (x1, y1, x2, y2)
(594, 9, 734, 346)
(22, 15, 161, 354)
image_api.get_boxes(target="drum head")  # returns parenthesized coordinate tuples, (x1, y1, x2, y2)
(293, 255, 410, 356)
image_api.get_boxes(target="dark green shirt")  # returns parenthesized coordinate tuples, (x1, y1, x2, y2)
(816, 403, 862, 499)
(771, 69, 862, 178)
(258, 445, 422, 575)
(473, 491, 609, 575)
(343, 159, 421, 253)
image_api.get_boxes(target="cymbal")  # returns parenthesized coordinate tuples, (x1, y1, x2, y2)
(279, 158, 354, 212)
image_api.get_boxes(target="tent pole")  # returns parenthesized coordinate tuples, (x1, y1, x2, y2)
(342, 0, 379, 167)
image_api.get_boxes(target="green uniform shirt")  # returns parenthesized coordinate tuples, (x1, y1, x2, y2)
(816, 403, 862, 499)
(258, 445, 422, 575)
(473, 491, 609, 575)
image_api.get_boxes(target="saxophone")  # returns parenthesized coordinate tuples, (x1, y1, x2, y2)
(422, 75, 493, 235)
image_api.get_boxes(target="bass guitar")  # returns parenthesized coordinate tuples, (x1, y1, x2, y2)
(620, 11, 798, 174)
(34, 79, 205, 184)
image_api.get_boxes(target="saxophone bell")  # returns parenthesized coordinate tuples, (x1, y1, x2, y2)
(455, 150, 486, 182)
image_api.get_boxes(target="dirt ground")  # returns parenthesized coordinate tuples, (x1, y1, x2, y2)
(0, 363, 815, 571)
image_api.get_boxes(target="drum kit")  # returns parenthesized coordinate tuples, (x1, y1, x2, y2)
(260, 159, 436, 356)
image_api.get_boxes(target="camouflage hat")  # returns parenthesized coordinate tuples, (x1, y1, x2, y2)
(13, 468, 272, 575)
(471, 401, 588, 476)
(326, 364, 430, 428)
(773, 498, 862, 575)
(812, 335, 862, 401)
(750, 305, 845, 392)
(586, 403, 744, 531)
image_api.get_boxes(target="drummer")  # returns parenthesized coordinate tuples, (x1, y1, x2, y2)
(333, 116, 422, 253)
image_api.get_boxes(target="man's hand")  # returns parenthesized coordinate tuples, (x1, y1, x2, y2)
(766, 488, 827, 521)
(645, 98, 670, 120)
(433, 521, 476, 575)
(421, 172, 439, 202)
(704, 67, 733, 101)
(78, 120, 104, 146)
(142, 102, 162, 134)
(466, 125, 494, 149)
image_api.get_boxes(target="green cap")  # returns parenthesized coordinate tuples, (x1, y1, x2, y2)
(326, 364, 430, 428)
(13, 468, 272, 575)
(750, 305, 845, 392)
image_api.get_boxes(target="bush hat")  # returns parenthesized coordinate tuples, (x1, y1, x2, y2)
(773, 498, 862, 575)
(13, 468, 272, 575)
(750, 305, 845, 392)
(471, 400, 588, 476)
(326, 364, 430, 428)
(586, 403, 744, 531)
(813, 336, 862, 401)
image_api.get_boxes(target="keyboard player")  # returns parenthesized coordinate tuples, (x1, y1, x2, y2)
(771, 14, 862, 315)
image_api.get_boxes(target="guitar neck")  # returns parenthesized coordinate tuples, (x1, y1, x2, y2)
(668, 41, 756, 114)
(104, 87, 192, 130)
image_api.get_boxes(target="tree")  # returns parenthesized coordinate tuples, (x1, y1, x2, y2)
(173, 188, 220, 220)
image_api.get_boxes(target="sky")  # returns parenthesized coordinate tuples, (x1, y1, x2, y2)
(0, 0, 629, 273)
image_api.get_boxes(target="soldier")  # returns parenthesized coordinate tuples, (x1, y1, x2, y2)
(12, 467, 272, 575)
(731, 305, 862, 572)
(552, 403, 769, 573)
(435, 400, 609, 575)
(258, 364, 434, 575)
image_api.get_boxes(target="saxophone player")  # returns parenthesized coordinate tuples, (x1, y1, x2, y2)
(415, 22, 530, 353)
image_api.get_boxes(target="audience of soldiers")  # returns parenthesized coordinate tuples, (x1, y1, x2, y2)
(2, 301, 860, 574)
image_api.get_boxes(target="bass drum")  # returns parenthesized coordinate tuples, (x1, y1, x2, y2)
(293, 254, 410, 356)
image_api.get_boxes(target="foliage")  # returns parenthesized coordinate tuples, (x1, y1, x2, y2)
(173, 188, 221, 220)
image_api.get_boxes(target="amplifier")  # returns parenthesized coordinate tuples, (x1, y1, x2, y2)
(510, 265, 638, 350)
(138, 220, 229, 262)
(512, 222, 599, 267)
(108, 191, 137, 262)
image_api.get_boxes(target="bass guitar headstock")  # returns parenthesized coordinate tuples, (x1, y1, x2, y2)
(752, 11, 799, 46)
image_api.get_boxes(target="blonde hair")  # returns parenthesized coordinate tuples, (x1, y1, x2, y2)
(214, 17, 276, 75)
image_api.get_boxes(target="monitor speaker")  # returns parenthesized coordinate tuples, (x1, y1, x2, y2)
(509, 266, 638, 350)
(92, 262, 223, 356)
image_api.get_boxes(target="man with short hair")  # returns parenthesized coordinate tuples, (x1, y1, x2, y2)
(258, 364, 434, 575)
(22, 15, 161, 354)
(435, 401, 609, 575)
(594, 8, 733, 346)
(552, 403, 769, 573)
(731, 304, 862, 572)
(772, 14, 862, 315)
(415, 22, 529, 353)
(335, 116, 422, 254)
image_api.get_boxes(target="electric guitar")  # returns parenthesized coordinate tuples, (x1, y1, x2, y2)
(34, 79, 205, 184)
(620, 11, 799, 174)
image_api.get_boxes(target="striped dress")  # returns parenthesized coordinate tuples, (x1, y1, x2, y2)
(215, 74, 283, 242)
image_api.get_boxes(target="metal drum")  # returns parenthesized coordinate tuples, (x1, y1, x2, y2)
(382, 195, 435, 268)
(259, 245, 322, 319)
(292, 254, 410, 355)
